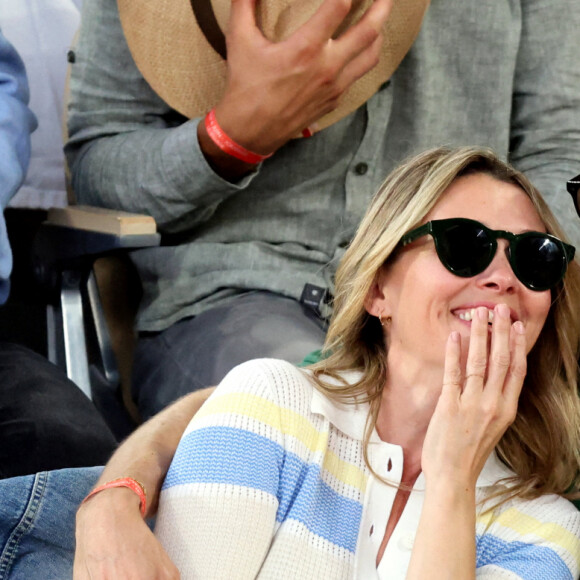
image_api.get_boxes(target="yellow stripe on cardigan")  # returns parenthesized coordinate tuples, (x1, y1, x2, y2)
(197, 391, 368, 494)
(477, 506, 580, 567)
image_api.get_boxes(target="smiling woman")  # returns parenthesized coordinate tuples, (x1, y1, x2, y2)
(363, 173, 554, 375)
(154, 147, 580, 579)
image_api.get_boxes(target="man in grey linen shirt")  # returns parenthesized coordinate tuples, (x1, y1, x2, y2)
(66, 0, 580, 420)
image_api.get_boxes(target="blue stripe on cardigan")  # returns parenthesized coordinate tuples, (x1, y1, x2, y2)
(476, 533, 572, 580)
(163, 426, 362, 552)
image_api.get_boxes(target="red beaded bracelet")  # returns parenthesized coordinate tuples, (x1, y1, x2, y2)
(204, 109, 273, 165)
(81, 477, 147, 517)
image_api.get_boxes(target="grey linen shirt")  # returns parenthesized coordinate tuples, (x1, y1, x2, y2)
(66, 0, 580, 332)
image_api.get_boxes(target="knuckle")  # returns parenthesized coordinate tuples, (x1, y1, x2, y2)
(323, 95, 342, 114)
(511, 359, 527, 379)
(447, 367, 462, 385)
(313, 51, 340, 80)
(329, 84, 344, 101)
(319, 67, 340, 87)
(293, 39, 317, 61)
(506, 368, 526, 388)
(336, 0, 352, 17)
(361, 26, 380, 46)
(318, 71, 344, 99)
(480, 400, 499, 417)
(468, 356, 487, 374)
(358, 45, 381, 73)
(505, 408, 518, 425)
(491, 351, 511, 369)
(498, 405, 518, 429)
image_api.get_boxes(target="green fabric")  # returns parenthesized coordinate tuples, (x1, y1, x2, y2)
(298, 349, 324, 367)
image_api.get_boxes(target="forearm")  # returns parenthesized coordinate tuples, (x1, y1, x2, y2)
(73, 389, 213, 579)
(406, 482, 476, 580)
(68, 122, 258, 233)
(89, 387, 214, 516)
(66, 0, 260, 232)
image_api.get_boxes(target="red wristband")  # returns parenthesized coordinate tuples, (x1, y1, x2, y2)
(204, 109, 273, 165)
(82, 477, 147, 517)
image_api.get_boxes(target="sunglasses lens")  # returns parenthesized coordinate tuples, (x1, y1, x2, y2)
(436, 221, 494, 276)
(513, 236, 565, 290)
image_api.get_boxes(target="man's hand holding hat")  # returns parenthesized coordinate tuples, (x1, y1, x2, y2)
(210, 0, 391, 154)
(119, 0, 430, 180)
(197, 0, 392, 178)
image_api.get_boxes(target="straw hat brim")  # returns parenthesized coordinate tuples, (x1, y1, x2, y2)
(118, 0, 430, 131)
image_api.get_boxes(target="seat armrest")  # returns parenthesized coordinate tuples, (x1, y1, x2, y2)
(32, 209, 160, 298)
(34, 222, 160, 263)
(30, 207, 161, 435)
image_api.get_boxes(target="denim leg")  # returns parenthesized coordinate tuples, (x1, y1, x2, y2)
(0, 466, 102, 580)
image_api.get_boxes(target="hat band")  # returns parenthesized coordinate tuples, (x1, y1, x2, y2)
(190, 0, 227, 59)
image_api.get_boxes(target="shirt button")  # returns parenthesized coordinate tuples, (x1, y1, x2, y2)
(398, 533, 415, 551)
(354, 162, 368, 175)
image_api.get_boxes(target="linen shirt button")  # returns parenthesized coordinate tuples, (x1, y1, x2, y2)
(398, 533, 415, 551)
(354, 162, 368, 175)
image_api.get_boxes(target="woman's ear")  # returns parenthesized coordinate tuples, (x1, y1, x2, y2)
(364, 270, 389, 317)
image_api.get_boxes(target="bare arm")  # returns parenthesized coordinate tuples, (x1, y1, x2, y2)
(73, 387, 214, 580)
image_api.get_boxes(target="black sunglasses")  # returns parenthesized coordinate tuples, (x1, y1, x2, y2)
(567, 174, 580, 217)
(399, 218, 575, 291)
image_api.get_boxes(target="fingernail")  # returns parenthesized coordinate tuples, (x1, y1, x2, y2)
(514, 321, 525, 334)
(497, 303, 510, 319)
(477, 307, 488, 320)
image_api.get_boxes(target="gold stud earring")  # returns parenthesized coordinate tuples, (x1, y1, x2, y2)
(379, 314, 391, 327)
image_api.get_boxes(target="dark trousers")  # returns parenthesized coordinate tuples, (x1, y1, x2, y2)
(0, 343, 117, 479)
(132, 292, 327, 420)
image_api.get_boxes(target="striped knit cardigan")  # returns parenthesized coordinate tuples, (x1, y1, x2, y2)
(155, 358, 580, 579)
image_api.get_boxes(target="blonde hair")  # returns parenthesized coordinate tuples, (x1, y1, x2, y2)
(310, 146, 580, 501)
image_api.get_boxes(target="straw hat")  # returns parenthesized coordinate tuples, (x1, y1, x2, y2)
(118, 0, 430, 131)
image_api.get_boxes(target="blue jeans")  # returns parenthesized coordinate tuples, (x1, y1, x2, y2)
(0, 466, 102, 579)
